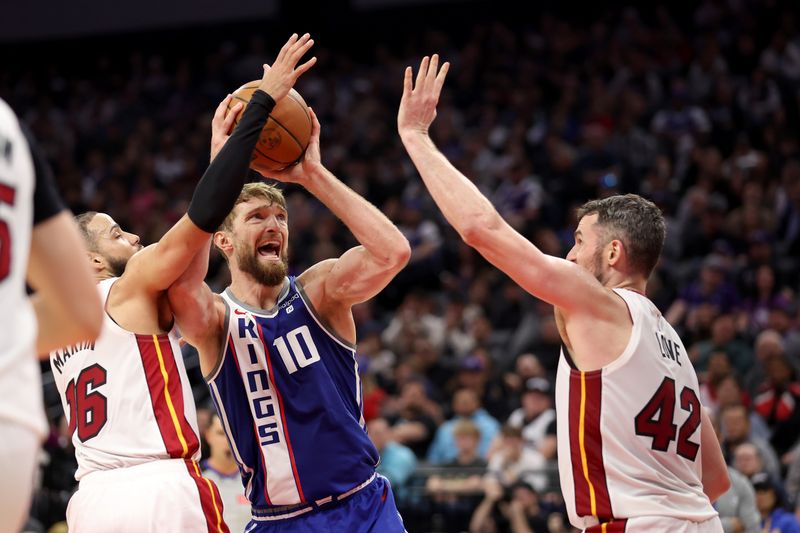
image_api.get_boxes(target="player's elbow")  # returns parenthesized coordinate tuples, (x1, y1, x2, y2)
(704, 467, 731, 503)
(389, 238, 412, 270)
(461, 211, 501, 249)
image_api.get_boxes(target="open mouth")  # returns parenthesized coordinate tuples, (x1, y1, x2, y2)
(257, 242, 281, 259)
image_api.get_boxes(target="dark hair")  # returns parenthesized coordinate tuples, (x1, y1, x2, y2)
(576, 194, 666, 278)
(501, 424, 524, 439)
(74, 211, 99, 251)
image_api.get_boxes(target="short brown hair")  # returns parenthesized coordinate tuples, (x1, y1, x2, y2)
(218, 182, 287, 233)
(576, 194, 666, 278)
(501, 424, 524, 439)
(75, 211, 99, 251)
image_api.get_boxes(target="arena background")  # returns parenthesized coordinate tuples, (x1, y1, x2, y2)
(2, 0, 799, 531)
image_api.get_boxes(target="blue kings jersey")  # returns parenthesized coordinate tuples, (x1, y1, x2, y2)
(207, 276, 379, 508)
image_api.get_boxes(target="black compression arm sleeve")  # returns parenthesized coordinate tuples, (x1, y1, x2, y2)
(187, 89, 275, 233)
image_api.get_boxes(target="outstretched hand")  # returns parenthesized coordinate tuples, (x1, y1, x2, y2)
(259, 33, 317, 102)
(209, 95, 243, 161)
(266, 107, 322, 185)
(397, 54, 450, 138)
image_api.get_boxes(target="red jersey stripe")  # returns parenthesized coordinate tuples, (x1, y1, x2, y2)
(583, 370, 613, 520)
(137, 334, 185, 457)
(184, 459, 230, 533)
(569, 369, 614, 521)
(155, 336, 200, 456)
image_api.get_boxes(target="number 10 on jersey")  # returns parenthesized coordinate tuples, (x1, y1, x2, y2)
(273, 325, 321, 374)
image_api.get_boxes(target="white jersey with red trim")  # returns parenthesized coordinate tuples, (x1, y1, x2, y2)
(555, 288, 717, 530)
(49, 277, 201, 480)
(0, 98, 46, 438)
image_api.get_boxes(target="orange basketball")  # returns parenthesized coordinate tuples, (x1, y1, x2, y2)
(227, 81, 312, 173)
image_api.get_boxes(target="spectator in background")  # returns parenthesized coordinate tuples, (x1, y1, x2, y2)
(425, 420, 487, 533)
(200, 414, 250, 533)
(426, 420, 487, 494)
(666, 254, 739, 340)
(734, 443, 769, 480)
(691, 314, 754, 376)
(711, 408, 762, 533)
(698, 352, 736, 410)
(712, 374, 771, 442)
(501, 353, 547, 412)
(752, 472, 800, 533)
(485, 425, 547, 494)
(427, 388, 500, 465)
(753, 353, 800, 459)
(720, 404, 782, 482)
(384, 378, 443, 460)
(745, 329, 789, 396)
(368, 417, 417, 502)
(715, 467, 761, 533)
(738, 264, 785, 336)
(470, 480, 549, 533)
(505, 377, 557, 461)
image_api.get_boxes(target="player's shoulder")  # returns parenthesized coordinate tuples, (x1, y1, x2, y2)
(297, 258, 337, 287)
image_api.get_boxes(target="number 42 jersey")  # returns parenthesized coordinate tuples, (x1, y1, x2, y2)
(555, 288, 717, 530)
(208, 276, 379, 509)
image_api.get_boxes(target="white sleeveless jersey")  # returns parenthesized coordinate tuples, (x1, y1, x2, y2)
(49, 278, 201, 479)
(556, 288, 717, 530)
(0, 98, 46, 438)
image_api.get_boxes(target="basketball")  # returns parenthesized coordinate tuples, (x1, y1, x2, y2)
(227, 81, 312, 173)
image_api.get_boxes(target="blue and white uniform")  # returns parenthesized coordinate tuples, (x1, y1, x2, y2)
(208, 276, 404, 531)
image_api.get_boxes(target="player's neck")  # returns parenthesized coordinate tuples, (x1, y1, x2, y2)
(606, 272, 646, 296)
(229, 274, 287, 310)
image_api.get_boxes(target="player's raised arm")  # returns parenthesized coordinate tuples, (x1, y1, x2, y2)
(269, 108, 411, 309)
(397, 55, 614, 317)
(123, 33, 316, 293)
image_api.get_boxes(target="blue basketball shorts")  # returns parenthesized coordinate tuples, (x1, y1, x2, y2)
(244, 474, 406, 533)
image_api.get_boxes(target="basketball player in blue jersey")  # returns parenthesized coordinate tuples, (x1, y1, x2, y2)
(47, 35, 317, 533)
(168, 106, 411, 530)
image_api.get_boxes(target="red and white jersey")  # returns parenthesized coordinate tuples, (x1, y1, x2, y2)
(556, 288, 716, 530)
(49, 278, 201, 480)
(0, 97, 46, 438)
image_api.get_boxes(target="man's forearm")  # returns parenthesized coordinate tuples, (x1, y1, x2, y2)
(400, 132, 499, 240)
(188, 90, 275, 233)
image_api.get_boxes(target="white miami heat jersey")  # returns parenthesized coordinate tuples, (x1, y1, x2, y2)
(555, 288, 717, 531)
(50, 278, 201, 479)
(0, 97, 46, 438)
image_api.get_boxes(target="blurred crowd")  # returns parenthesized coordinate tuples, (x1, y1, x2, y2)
(3, 0, 800, 531)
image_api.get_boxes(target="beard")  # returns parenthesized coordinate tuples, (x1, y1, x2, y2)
(591, 245, 607, 285)
(106, 255, 129, 278)
(236, 244, 288, 286)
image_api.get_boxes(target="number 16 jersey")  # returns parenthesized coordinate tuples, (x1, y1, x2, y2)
(555, 288, 717, 530)
(49, 277, 201, 480)
(207, 276, 379, 509)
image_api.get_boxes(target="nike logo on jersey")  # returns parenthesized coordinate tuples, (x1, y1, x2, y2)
(234, 309, 248, 315)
